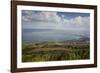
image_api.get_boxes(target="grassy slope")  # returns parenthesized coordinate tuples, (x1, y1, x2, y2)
(22, 41, 90, 62)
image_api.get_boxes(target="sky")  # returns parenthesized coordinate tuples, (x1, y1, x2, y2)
(22, 10, 90, 31)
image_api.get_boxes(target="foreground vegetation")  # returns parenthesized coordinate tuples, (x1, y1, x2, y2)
(22, 40, 90, 62)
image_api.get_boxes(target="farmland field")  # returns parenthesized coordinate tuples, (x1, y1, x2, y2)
(22, 39, 90, 62)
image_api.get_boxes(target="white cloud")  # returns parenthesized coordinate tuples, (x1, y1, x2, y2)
(22, 11, 90, 31)
(22, 11, 61, 23)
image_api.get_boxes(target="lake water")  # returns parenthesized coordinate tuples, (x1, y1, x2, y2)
(22, 29, 87, 43)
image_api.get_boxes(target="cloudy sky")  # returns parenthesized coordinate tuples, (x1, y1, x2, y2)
(22, 10, 90, 31)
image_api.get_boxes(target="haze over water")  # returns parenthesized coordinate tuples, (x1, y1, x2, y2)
(22, 10, 90, 43)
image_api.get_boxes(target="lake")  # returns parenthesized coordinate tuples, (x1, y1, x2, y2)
(22, 29, 89, 43)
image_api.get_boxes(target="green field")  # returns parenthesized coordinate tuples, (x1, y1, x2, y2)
(22, 40, 90, 62)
